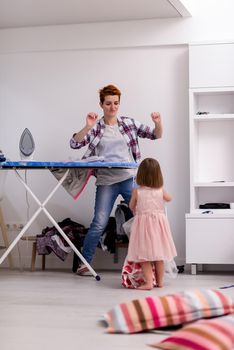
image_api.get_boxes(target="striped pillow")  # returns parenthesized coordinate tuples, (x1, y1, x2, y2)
(151, 314, 234, 350)
(104, 289, 233, 334)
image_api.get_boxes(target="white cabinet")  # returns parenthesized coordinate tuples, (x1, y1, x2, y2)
(189, 43, 234, 88)
(186, 43, 234, 274)
(186, 217, 234, 264)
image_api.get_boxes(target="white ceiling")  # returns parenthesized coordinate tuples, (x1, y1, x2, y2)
(0, 0, 192, 29)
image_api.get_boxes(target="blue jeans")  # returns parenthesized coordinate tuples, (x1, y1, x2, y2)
(82, 177, 134, 264)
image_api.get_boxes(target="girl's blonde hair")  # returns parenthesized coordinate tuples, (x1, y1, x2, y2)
(136, 158, 163, 188)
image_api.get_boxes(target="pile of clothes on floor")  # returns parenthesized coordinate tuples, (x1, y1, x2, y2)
(36, 218, 87, 271)
(36, 203, 131, 272)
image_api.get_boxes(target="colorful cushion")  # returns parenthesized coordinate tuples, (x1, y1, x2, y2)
(104, 289, 233, 334)
(151, 314, 234, 350)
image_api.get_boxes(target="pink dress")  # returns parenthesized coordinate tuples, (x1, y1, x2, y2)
(127, 186, 177, 262)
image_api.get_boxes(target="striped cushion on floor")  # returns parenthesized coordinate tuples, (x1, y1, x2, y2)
(151, 314, 234, 350)
(104, 289, 233, 334)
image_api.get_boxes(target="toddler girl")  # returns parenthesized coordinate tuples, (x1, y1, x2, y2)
(124, 158, 177, 290)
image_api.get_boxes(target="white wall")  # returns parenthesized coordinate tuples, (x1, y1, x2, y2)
(0, 45, 189, 269)
(0, 0, 233, 270)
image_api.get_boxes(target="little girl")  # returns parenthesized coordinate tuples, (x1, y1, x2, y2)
(124, 158, 177, 290)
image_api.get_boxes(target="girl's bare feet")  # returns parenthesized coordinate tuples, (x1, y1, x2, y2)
(137, 283, 153, 290)
(154, 260, 164, 289)
(139, 262, 153, 290)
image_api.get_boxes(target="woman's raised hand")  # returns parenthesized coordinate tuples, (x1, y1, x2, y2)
(151, 112, 161, 124)
(151, 112, 162, 138)
(86, 112, 98, 129)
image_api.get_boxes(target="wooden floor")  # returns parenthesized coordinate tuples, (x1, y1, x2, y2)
(1, 268, 234, 350)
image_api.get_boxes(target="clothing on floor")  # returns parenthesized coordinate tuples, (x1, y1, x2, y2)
(36, 218, 87, 261)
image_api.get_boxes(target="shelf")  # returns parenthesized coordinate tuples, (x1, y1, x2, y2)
(191, 87, 234, 93)
(194, 181, 234, 187)
(192, 117, 234, 183)
(186, 209, 234, 218)
(194, 114, 234, 121)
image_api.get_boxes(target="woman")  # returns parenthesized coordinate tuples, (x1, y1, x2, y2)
(70, 84, 162, 275)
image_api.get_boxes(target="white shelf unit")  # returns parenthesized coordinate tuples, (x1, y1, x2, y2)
(186, 85, 234, 273)
(189, 87, 234, 213)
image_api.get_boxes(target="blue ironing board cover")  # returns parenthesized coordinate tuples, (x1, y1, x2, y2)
(0, 161, 138, 169)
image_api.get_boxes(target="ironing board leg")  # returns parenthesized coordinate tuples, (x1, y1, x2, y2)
(0, 169, 101, 281)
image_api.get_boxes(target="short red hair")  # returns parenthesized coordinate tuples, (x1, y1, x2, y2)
(99, 84, 121, 104)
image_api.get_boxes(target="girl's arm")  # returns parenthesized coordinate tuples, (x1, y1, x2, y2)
(163, 189, 172, 202)
(129, 188, 138, 215)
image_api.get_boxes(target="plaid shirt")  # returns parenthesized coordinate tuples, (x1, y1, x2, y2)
(70, 116, 157, 162)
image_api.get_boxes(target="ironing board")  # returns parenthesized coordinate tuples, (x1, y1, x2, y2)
(0, 160, 137, 280)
